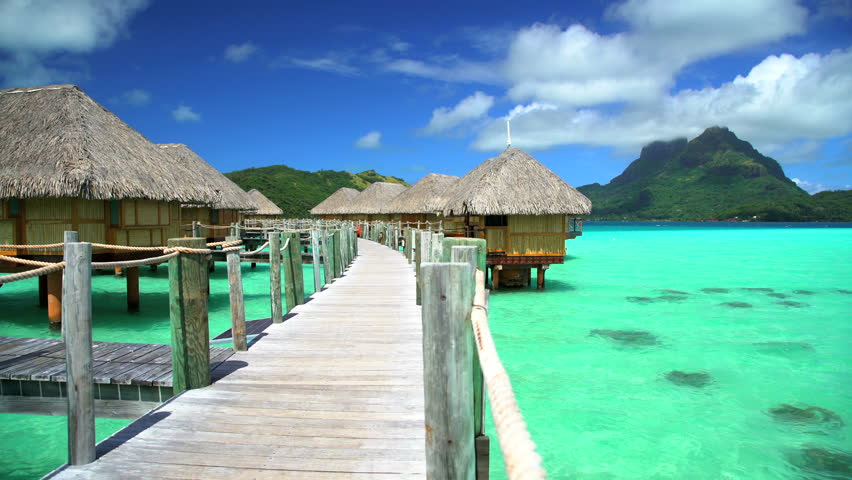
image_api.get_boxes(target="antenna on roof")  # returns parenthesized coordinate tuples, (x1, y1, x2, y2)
(506, 119, 512, 147)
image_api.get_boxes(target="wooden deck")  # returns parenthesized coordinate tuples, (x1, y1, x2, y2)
(0, 337, 234, 388)
(49, 239, 426, 479)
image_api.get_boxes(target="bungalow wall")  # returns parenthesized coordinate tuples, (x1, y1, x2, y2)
(0, 197, 182, 255)
(445, 214, 568, 256)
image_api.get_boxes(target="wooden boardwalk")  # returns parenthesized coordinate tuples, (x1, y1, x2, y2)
(49, 239, 426, 479)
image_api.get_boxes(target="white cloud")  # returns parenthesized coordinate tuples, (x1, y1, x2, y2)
(172, 104, 201, 123)
(355, 131, 382, 149)
(474, 48, 852, 158)
(116, 88, 151, 106)
(0, 0, 148, 86)
(224, 42, 257, 63)
(282, 56, 360, 76)
(422, 92, 495, 135)
(386, 58, 502, 84)
(792, 177, 852, 194)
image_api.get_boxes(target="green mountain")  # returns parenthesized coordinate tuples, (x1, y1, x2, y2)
(225, 165, 408, 218)
(577, 127, 851, 221)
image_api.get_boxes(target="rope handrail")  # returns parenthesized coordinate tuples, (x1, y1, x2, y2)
(91, 252, 180, 270)
(0, 243, 64, 250)
(471, 269, 546, 480)
(0, 262, 65, 285)
(240, 241, 269, 256)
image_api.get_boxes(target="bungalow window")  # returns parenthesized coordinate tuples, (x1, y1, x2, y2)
(8, 198, 19, 216)
(485, 215, 508, 227)
(211, 209, 219, 224)
(110, 200, 120, 226)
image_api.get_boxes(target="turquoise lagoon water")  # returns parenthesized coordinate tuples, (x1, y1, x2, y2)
(1, 224, 850, 479)
(0, 262, 322, 478)
(485, 223, 852, 479)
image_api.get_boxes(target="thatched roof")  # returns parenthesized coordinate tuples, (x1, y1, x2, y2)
(0, 84, 215, 203)
(340, 182, 407, 214)
(385, 173, 459, 214)
(158, 143, 254, 210)
(247, 189, 283, 216)
(442, 147, 592, 216)
(310, 187, 359, 215)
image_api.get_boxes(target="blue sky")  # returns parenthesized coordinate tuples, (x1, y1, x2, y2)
(1, 0, 851, 193)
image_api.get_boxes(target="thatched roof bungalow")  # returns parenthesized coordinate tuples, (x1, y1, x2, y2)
(0, 84, 216, 257)
(338, 182, 407, 221)
(0, 84, 219, 324)
(385, 173, 458, 225)
(158, 143, 254, 238)
(442, 147, 592, 288)
(310, 187, 359, 220)
(246, 189, 283, 221)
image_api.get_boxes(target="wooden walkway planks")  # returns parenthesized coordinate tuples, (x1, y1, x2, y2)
(49, 239, 426, 479)
(0, 337, 233, 387)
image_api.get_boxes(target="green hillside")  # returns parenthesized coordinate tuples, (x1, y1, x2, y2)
(225, 165, 408, 218)
(577, 127, 852, 221)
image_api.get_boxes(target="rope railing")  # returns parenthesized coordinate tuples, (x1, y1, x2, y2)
(471, 269, 546, 480)
(0, 261, 65, 285)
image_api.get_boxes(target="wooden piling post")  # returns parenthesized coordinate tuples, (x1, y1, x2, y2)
(226, 235, 247, 351)
(167, 238, 210, 394)
(288, 231, 305, 305)
(416, 230, 433, 305)
(269, 233, 283, 323)
(47, 269, 63, 327)
(441, 237, 487, 272)
(320, 229, 332, 285)
(63, 241, 95, 465)
(192, 221, 202, 239)
(537, 265, 548, 290)
(311, 229, 322, 293)
(451, 246, 489, 477)
(421, 262, 476, 480)
(126, 267, 140, 312)
(430, 233, 444, 265)
(281, 233, 297, 312)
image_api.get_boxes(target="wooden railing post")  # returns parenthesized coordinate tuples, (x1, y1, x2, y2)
(310, 229, 322, 293)
(327, 230, 338, 281)
(416, 230, 432, 306)
(281, 232, 297, 311)
(430, 233, 444, 265)
(421, 262, 476, 480)
(167, 237, 210, 395)
(452, 246, 489, 480)
(225, 235, 247, 351)
(320, 229, 331, 285)
(268, 233, 283, 323)
(192, 221, 202, 239)
(64, 240, 95, 465)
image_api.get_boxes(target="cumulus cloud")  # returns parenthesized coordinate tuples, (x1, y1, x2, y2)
(114, 88, 151, 106)
(172, 104, 201, 123)
(224, 42, 257, 63)
(422, 91, 495, 134)
(792, 178, 852, 194)
(355, 131, 382, 149)
(474, 48, 852, 157)
(0, 0, 148, 85)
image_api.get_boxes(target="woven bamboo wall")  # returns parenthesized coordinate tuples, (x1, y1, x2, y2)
(507, 215, 564, 256)
(180, 207, 212, 225)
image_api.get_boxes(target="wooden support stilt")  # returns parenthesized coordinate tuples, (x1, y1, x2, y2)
(269, 233, 283, 323)
(39, 274, 47, 307)
(421, 262, 476, 479)
(63, 240, 95, 465)
(167, 237, 210, 395)
(225, 235, 247, 351)
(126, 267, 140, 312)
(47, 270, 62, 328)
(492, 265, 501, 290)
(538, 265, 547, 290)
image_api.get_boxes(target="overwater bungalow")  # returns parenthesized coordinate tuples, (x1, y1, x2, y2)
(158, 143, 255, 240)
(0, 84, 217, 325)
(385, 173, 459, 227)
(309, 187, 359, 220)
(245, 189, 284, 222)
(442, 147, 592, 289)
(338, 182, 407, 222)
